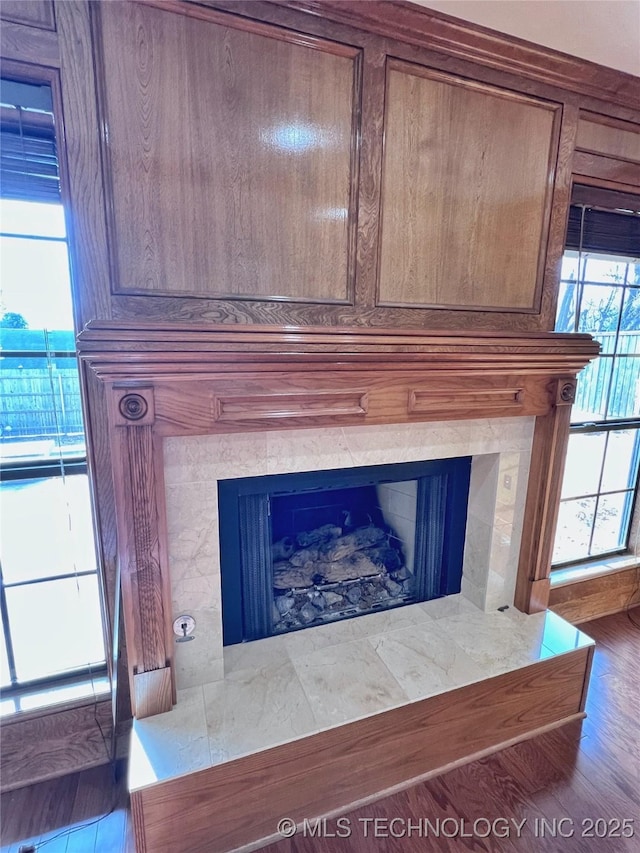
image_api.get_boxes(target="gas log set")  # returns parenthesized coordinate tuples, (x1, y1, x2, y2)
(271, 520, 413, 632)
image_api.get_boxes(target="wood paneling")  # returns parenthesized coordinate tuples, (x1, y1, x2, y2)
(550, 566, 640, 624)
(573, 151, 640, 190)
(275, 0, 640, 111)
(215, 389, 369, 422)
(408, 385, 525, 417)
(57, 0, 113, 322)
(540, 103, 579, 332)
(0, 700, 113, 793)
(353, 40, 386, 311)
(378, 61, 559, 312)
(577, 113, 640, 164)
(95, 0, 359, 304)
(77, 326, 598, 440)
(571, 184, 640, 213)
(0, 0, 55, 31)
(154, 372, 553, 435)
(53, 0, 639, 331)
(131, 647, 591, 853)
(0, 18, 59, 66)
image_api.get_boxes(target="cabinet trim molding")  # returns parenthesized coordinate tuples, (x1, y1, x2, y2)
(271, 0, 640, 111)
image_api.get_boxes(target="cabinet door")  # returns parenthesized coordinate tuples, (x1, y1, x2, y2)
(0, 0, 55, 30)
(95, 2, 360, 304)
(378, 60, 560, 313)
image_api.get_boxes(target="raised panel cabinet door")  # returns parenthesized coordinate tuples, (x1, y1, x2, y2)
(95, 2, 360, 303)
(378, 60, 560, 312)
(0, 0, 55, 30)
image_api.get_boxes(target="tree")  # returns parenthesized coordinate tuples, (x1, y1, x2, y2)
(0, 311, 28, 329)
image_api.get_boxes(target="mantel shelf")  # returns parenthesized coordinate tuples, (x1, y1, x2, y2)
(77, 323, 599, 381)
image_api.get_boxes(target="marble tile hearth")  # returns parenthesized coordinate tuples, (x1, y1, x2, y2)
(129, 414, 592, 797)
(129, 596, 593, 791)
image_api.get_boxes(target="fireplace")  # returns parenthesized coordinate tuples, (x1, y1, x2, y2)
(219, 458, 471, 644)
(78, 322, 598, 853)
(77, 322, 598, 715)
(161, 416, 536, 690)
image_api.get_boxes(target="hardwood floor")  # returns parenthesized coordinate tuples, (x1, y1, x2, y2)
(0, 761, 131, 853)
(263, 608, 640, 853)
(1, 609, 638, 853)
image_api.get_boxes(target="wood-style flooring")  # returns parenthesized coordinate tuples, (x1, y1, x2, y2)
(1, 609, 638, 853)
(0, 761, 130, 853)
(265, 608, 640, 853)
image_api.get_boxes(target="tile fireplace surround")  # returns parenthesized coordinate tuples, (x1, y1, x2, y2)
(164, 417, 534, 691)
(130, 413, 594, 776)
(78, 323, 599, 852)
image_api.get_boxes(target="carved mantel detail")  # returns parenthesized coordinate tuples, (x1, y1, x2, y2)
(118, 392, 150, 422)
(558, 380, 577, 405)
(78, 323, 599, 718)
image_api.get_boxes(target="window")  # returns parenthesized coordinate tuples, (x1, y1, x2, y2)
(0, 78, 107, 712)
(553, 194, 640, 566)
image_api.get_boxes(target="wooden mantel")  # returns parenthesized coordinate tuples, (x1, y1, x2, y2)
(78, 323, 598, 718)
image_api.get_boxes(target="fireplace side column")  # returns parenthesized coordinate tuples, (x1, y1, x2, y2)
(515, 378, 576, 613)
(109, 386, 174, 718)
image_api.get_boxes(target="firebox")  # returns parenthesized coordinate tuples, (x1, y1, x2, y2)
(219, 458, 471, 645)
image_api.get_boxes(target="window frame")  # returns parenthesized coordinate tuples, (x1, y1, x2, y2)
(0, 67, 109, 704)
(553, 187, 640, 569)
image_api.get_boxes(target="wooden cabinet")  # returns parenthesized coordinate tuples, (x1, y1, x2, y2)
(96, 1, 359, 303)
(573, 112, 640, 190)
(378, 61, 559, 312)
(85, 0, 568, 328)
(576, 113, 640, 163)
(0, 0, 55, 31)
(57, 0, 640, 331)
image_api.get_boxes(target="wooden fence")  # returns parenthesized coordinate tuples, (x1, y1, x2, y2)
(576, 331, 640, 420)
(0, 367, 84, 444)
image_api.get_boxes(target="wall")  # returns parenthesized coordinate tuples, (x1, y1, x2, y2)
(1, 0, 639, 779)
(416, 1, 640, 77)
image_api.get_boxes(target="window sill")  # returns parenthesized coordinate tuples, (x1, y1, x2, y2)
(0, 674, 110, 720)
(551, 554, 640, 589)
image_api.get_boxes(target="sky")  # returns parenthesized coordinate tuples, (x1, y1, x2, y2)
(0, 199, 74, 331)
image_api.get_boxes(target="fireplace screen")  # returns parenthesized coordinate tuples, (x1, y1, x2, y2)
(219, 458, 471, 645)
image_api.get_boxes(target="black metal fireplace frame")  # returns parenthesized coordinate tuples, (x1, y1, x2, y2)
(219, 457, 471, 645)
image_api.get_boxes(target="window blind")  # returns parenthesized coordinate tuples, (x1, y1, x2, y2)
(0, 121, 60, 203)
(566, 205, 640, 259)
(1, 78, 60, 203)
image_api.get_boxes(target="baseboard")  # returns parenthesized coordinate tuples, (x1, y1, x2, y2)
(0, 699, 113, 792)
(549, 566, 640, 624)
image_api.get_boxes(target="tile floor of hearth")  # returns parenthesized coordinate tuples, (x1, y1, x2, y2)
(128, 595, 593, 791)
